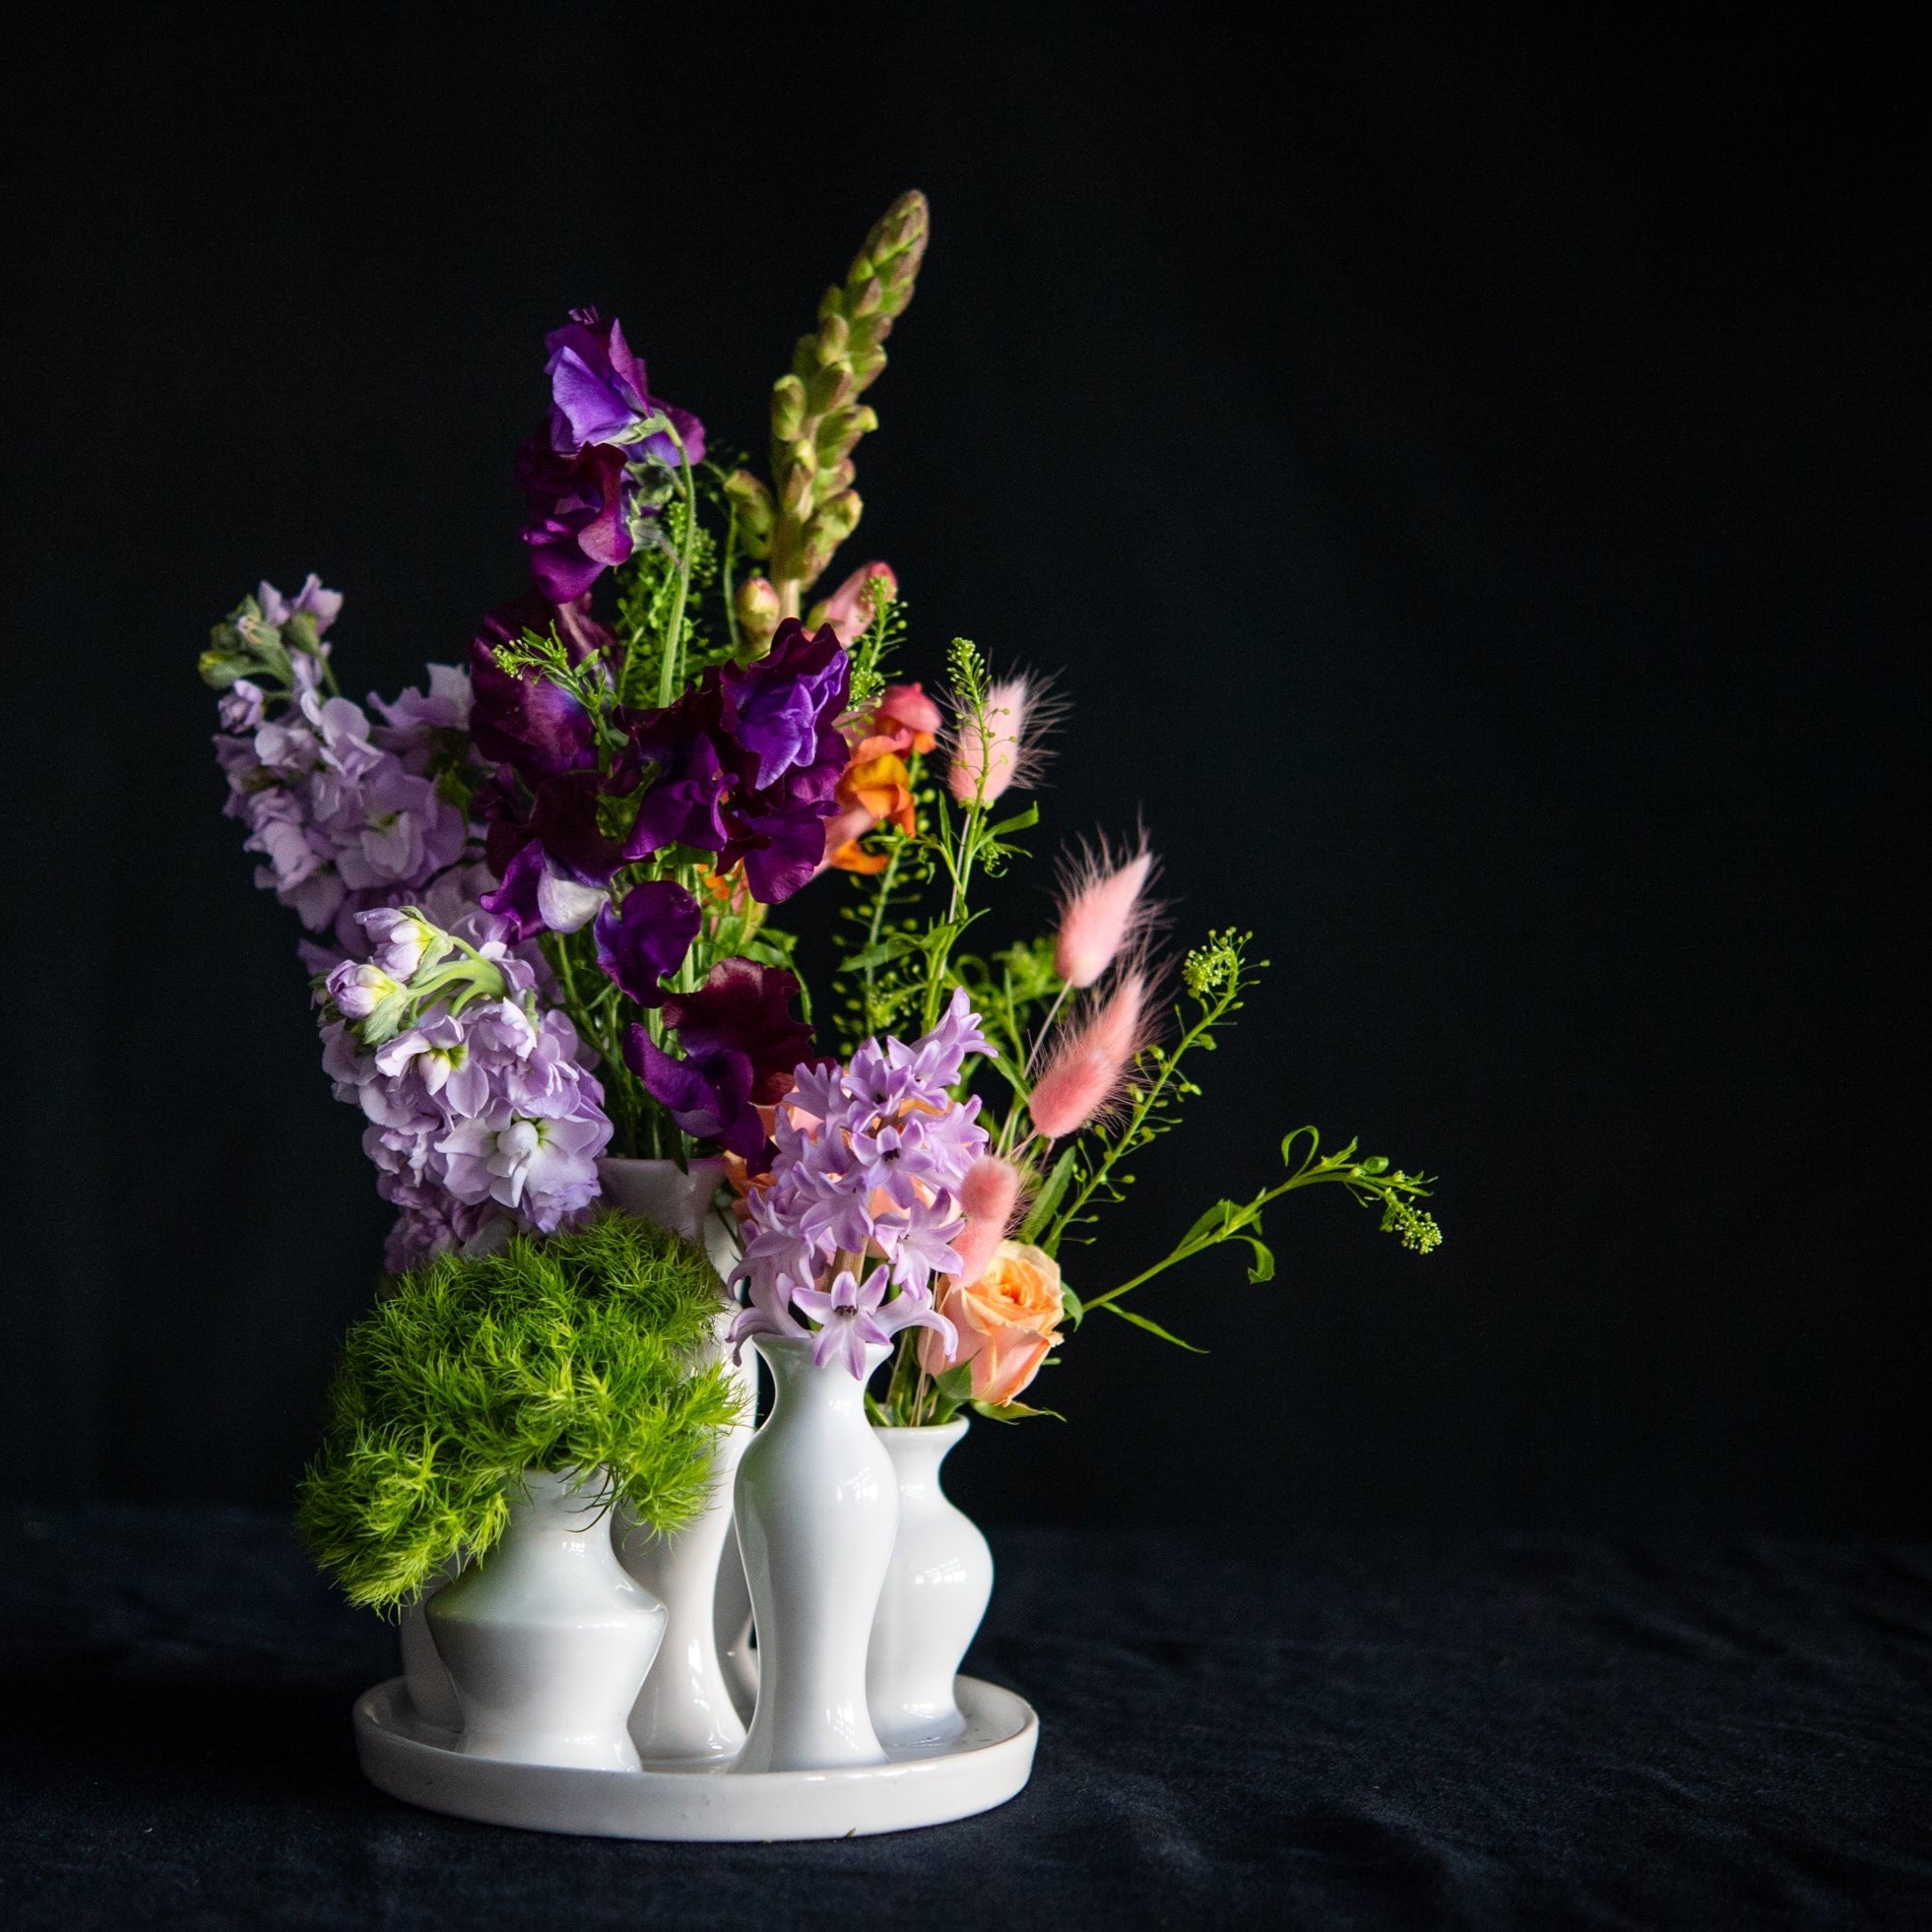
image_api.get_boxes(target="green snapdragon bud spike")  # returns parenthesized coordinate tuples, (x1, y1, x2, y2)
(766, 189, 929, 616)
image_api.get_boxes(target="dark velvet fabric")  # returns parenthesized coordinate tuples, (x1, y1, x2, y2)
(4, 1509, 1928, 1928)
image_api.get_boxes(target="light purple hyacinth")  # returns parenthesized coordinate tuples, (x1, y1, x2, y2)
(730, 989, 997, 1376)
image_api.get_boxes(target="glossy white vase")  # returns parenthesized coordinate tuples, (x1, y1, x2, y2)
(867, 1420, 992, 1746)
(425, 1467, 666, 1770)
(597, 1156, 756, 1763)
(733, 1335, 897, 1773)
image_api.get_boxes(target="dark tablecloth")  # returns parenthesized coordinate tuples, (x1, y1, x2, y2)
(3, 1509, 1928, 1928)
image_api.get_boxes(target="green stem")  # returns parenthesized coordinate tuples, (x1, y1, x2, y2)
(659, 439, 699, 710)
(722, 498, 741, 658)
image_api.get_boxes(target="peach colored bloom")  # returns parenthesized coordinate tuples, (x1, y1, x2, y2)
(809, 560, 898, 645)
(872, 681, 940, 754)
(918, 1240, 1064, 1405)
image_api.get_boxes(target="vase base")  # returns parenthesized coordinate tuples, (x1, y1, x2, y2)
(352, 1674, 1037, 1840)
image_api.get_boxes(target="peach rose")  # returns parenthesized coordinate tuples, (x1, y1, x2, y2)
(919, 1240, 1065, 1407)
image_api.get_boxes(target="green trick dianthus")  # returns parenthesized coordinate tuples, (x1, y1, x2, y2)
(295, 1213, 741, 1612)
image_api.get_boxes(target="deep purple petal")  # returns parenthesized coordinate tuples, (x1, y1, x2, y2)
(532, 772, 624, 881)
(593, 880, 700, 1007)
(624, 1026, 760, 1154)
(469, 595, 598, 781)
(478, 840, 547, 940)
(660, 958, 812, 1105)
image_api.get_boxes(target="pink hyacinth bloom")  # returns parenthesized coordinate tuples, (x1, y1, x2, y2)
(946, 674, 1052, 805)
(1027, 972, 1149, 1140)
(1054, 835, 1158, 990)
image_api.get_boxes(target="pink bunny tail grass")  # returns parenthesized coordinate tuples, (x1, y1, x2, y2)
(951, 1154, 1026, 1286)
(944, 673, 1061, 805)
(950, 1215, 1005, 1288)
(1054, 833, 1160, 990)
(1027, 971, 1151, 1140)
(959, 1153, 1023, 1226)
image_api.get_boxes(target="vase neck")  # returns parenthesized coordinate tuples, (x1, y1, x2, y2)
(754, 1335, 886, 1420)
(507, 1466, 612, 1537)
(874, 1420, 969, 1492)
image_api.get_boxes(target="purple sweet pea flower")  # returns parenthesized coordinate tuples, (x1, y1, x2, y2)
(626, 1026, 759, 1158)
(623, 957, 812, 1164)
(517, 441, 633, 603)
(719, 619, 851, 790)
(621, 684, 734, 860)
(722, 762, 844, 904)
(468, 593, 603, 783)
(542, 308, 707, 469)
(593, 880, 701, 1007)
(478, 838, 607, 938)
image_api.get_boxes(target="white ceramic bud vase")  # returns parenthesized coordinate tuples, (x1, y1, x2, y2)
(867, 1420, 993, 1746)
(733, 1335, 897, 1773)
(398, 1563, 463, 1732)
(597, 1156, 756, 1763)
(425, 1467, 666, 1771)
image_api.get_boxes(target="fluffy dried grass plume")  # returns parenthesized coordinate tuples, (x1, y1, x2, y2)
(950, 1153, 1025, 1285)
(945, 672, 1060, 805)
(1055, 832, 1161, 990)
(1027, 969, 1151, 1140)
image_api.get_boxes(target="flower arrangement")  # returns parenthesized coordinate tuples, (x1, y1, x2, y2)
(203, 188, 1440, 1437)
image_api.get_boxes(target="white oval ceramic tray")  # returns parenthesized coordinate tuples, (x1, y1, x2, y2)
(353, 1674, 1038, 1840)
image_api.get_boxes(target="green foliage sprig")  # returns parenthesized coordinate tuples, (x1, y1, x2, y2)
(295, 1216, 741, 1611)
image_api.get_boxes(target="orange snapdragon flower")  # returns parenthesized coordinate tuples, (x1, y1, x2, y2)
(822, 682, 944, 872)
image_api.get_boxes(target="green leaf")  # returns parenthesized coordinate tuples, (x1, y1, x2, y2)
(1178, 1198, 1243, 1248)
(1100, 1303, 1206, 1352)
(1241, 1236, 1276, 1283)
(933, 1363, 976, 1406)
(1059, 1282, 1084, 1324)
(987, 803, 1041, 838)
(970, 1397, 1063, 1424)
(1019, 1146, 1080, 1246)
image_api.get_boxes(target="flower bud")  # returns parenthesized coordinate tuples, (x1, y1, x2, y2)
(771, 373, 806, 442)
(327, 959, 402, 1022)
(815, 310, 850, 364)
(358, 907, 439, 982)
(737, 577, 782, 654)
(723, 469, 775, 543)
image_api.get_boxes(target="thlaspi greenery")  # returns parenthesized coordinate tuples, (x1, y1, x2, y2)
(295, 1215, 741, 1611)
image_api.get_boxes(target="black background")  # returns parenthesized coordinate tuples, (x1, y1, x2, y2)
(4, 8, 1922, 1537)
